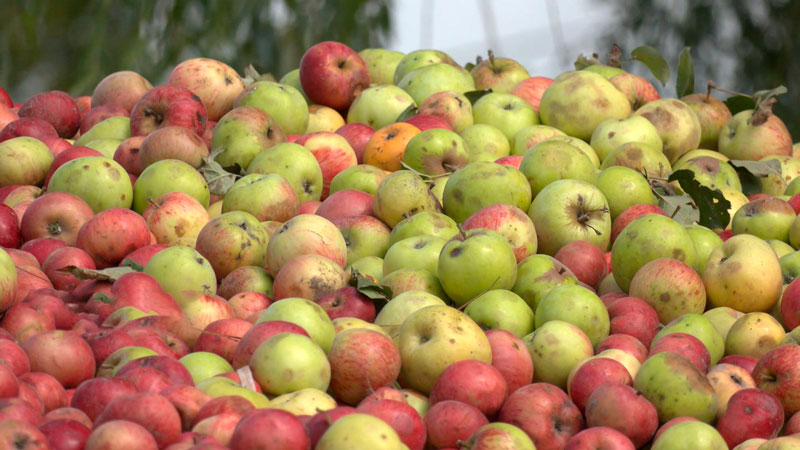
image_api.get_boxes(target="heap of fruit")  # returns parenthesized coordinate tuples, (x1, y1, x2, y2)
(1, 38, 800, 449)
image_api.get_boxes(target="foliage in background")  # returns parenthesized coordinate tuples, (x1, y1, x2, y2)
(604, 0, 799, 138)
(1, 0, 391, 101)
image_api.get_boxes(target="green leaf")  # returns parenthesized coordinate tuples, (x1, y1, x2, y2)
(59, 265, 138, 283)
(724, 96, 756, 115)
(349, 270, 392, 301)
(119, 258, 144, 272)
(631, 45, 670, 86)
(657, 193, 699, 225)
(728, 159, 782, 196)
(464, 89, 493, 105)
(395, 104, 418, 122)
(199, 147, 240, 196)
(93, 292, 116, 305)
(676, 47, 694, 98)
(667, 170, 731, 229)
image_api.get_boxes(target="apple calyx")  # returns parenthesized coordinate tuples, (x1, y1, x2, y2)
(570, 194, 609, 236)
(45, 221, 64, 236)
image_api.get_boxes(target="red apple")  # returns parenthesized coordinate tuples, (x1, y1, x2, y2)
(0, 303, 56, 344)
(328, 327, 401, 405)
(495, 155, 524, 169)
(296, 131, 357, 199)
(227, 292, 271, 321)
(584, 383, 659, 448)
(716, 388, 784, 448)
(511, 76, 554, 112)
(20, 193, 95, 246)
(193, 318, 253, 363)
(299, 41, 370, 111)
(498, 383, 584, 450)
(17, 380, 44, 413)
(83, 329, 136, 370)
(0, 419, 50, 449)
(18, 91, 81, 138)
(568, 357, 633, 412)
(119, 243, 168, 268)
(358, 399, 426, 450)
(485, 329, 534, 394)
(41, 246, 96, 292)
(161, 384, 212, 431)
(606, 296, 661, 348)
(43, 407, 92, 429)
(0, 363, 19, 399)
(22, 330, 95, 388)
(462, 204, 538, 263)
(0, 117, 59, 143)
(752, 344, 800, 416)
(20, 237, 69, 266)
(76, 208, 151, 269)
(596, 334, 649, 364)
(139, 125, 209, 169)
(44, 146, 105, 187)
(305, 406, 357, 448)
(403, 114, 453, 131)
(781, 277, 800, 331)
(0, 203, 20, 248)
(129, 85, 208, 137)
(12, 264, 53, 306)
(424, 400, 488, 449)
(20, 372, 68, 413)
(94, 392, 181, 448)
(39, 418, 91, 450)
(564, 426, 635, 450)
(554, 240, 609, 288)
(649, 332, 710, 373)
(0, 397, 44, 425)
(229, 408, 310, 450)
(23, 288, 76, 330)
(314, 285, 376, 322)
(115, 355, 194, 387)
(91, 70, 153, 113)
(720, 355, 759, 374)
(80, 103, 129, 135)
(429, 359, 508, 418)
(0, 339, 31, 376)
(298, 200, 321, 215)
(85, 419, 159, 450)
(336, 122, 374, 163)
(231, 320, 309, 369)
(315, 189, 374, 221)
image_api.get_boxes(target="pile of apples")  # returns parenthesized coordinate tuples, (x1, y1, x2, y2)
(1, 38, 800, 449)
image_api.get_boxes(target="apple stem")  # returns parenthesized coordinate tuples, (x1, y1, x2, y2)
(707, 80, 750, 99)
(146, 197, 159, 209)
(14, 266, 51, 283)
(487, 49, 496, 69)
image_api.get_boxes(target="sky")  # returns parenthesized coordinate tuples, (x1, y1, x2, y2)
(387, 0, 616, 78)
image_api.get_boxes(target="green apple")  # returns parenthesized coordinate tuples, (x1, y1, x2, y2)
(401, 389, 430, 418)
(373, 170, 441, 227)
(519, 139, 596, 197)
(329, 164, 388, 195)
(781, 251, 800, 284)
(462, 423, 536, 450)
(632, 98, 702, 163)
(539, 70, 632, 141)
(582, 64, 626, 78)
(535, 284, 609, 346)
(472, 92, 538, 143)
(393, 49, 458, 85)
(379, 268, 447, 299)
(83, 138, 122, 159)
(388, 211, 459, 246)
(0, 137, 54, 187)
(332, 317, 390, 337)
(429, 174, 448, 206)
(278, 68, 310, 104)
(402, 128, 469, 176)
(596, 272, 623, 296)
(442, 161, 532, 223)
(524, 320, 594, 389)
(256, 297, 335, 353)
(347, 84, 415, 129)
(703, 234, 782, 313)
(200, 379, 270, 408)
(464, 289, 535, 338)
(194, 210, 269, 279)
(398, 305, 491, 394)
(470, 55, 531, 93)
(686, 224, 724, 274)
(512, 254, 578, 311)
(235, 80, 308, 135)
(316, 413, 407, 450)
(546, 135, 601, 168)
(374, 289, 446, 328)
(97, 346, 158, 377)
(511, 124, 566, 156)
(144, 245, 217, 297)
(359, 48, 405, 85)
(438, 229, 518, 306)
(611, 214, 697, 292)
(397, 63, 475, 105)
(211, 105, 287, 170)
(265, 213, 347, 276)
(652, 313, 725, 365)
(731, 197, 796, 242)
(247, 142, 323, 202)
(249, 332, 330, 395)
(0, 249, 17, 312)
(383, 235, 447, 277)
(725, 312, 784, 359)
(418, 90, 473, 132)
(74, 116, 130, 146)
(672, 156, 742, 191)
(769, 239, 796, 259)
(222, 173, 298, 222)
(600, 141, 673, 178)
(347, 256, 384, 282)
(102, 306, 156, 328)
(595, 166, 658, 219)
(269, 388, 336, 416)
(589, 116, 662, 162)
(179, 351, 234, 384)
(528, 179, 611, 255)
(703, 307, 745, 342)
(335, 215, 392, 266)
(133, 158, 210, 214)
(633, 352, 717, 423)
(48, 156, 132, 213)
(680, 93, 731, 151)
(652, 420, 727, 450)
(761, 155, 800, 196)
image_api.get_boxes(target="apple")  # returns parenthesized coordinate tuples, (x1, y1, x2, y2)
(0, 339, 31, 376)
(296, 131, 358, 199)
(442, 161, 531, 223)
(388, 211, 458, 247)
(143, 245, 217, 299)
(673, 156, 742, 193)
(47, 156, 132, 213)
(634, 352, 717, 423)
(217, 265, 273, 299)
(519, 139, 596, 197)
(166, 57, 243, 122)
(333, 215, 391, 266)
(402, 128, 469, 176)
(732, 197, 795, 242)
(210, 106, 286, 171)
(76, 208, 150, 268)
(650, 332, 710, 373)
(417, 90, 473, 133)
(143, 191, 210, 247)
(347, 84, 415, 130)
(536, 284, 610, 346)
(610, 204, 669, 245)
(357, 399, 426, 450)
(539, 70, 632, 141)
(472, 92, 539, 143)
(38, 418, 91, 450)
(256, 296, 335, 352)
(462, 124, 512, 163)
(397, 63, 475, 105)
(194, 210, 269, 279)
(0, 117, 59, 143)
(654, 313, 725, 366)
(524, 320, 594, 389)
(725, 312, 784, 359)
(464, 289, 535, 338)
(129, 85, 207, 137)
(595, 168, 659, 222)
(632, 98, 701, 163)
(231, 320, 309, 369)
(703, 234, 782, 313)
(132, 158, 210, 214)
(584, 383, 658, 448)
(0, 137, 54, 188)
(358, 48, 404, 85)
(272, 253, 348, 302)
(373, 289, 446, 329)
(781, 277, 800, 330)
(498, 382, 584, 449)
(706, 363, 757, 417)
(423, 400, 488, 449)
(510, 76, 553, 113)
(18, 90, 80, 139)
(512, 253, 579, 311)
(228, 408, 310, 450)
(92, 392, 181, 448)
(0, 419, 52, 449)
(383, 235, 446, 277)
(299, 41, 370, 111)
(373, 170, 441, 228)
(316, 413, 406, 450)
(589, 116, 662, 163)
(19, 192, 94, 246)
(608, 72, 660, 109)
(248, 332, 330, 395)
(335, 123, 375, 164)
(553, 240, 608, 288)
(719, 109, 792, 161)
(327, 328, 401, 405)
(234, 80, 308, 136)
(74, 116, 130, 149)
(752, 344, 800, 416)
(627, 257, 706, 325)
(651, 420, 727, 450)
(246, 142, 322, 202)
(22, 330, 95, 388)
(429, 359, 508, 417)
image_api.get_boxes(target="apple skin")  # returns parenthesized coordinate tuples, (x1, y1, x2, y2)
(211, 106, 287, 171)
(633, 352, 717, 423)
(703, 234, 783, 313)
(38, 418, 91, 450)
(231, 320, 309, 369)
(81, 103, 128, 135)
(315, 285, 376, 322)
(424, 400, 489, 449)
(520, 139, 596, 198)
(195, 210, 269, 280)
(0, 136, 55, 188)
(472, 92, 539, 143)
(218, 265, 273, 299)
(443, 161, 532, 224)
(563, 426, 635, 450)
(143, 191, 210, 247)
(651, 420, 727, 450)
(356, 399, 426, 450)
(47, 156, 133, 213)
(328, 328, 402, 406)
(628, 257, 707, 325)
(418, 90, 473, 133)
(464, 289, 535, 338)
(0, 419, 53, 449)
(716, 387, 783, 447)
(91, 70, 153, 113)
(650, 332, 710, 373)
(554, 240, 608, 289)
(462, 204, 537, 263)
(143, 245, 217, 300)
(539, 70, 632, 141)
(732, 197, 795, 242)
(299, 41, 370, 111)
(296, 131, 358, 200)
(228, 408, 310, 450)
(429, 359, 508, 418)
(0, 117, 59, 144)
(610, 204, 669, 246)
(567, 357, 633, 412)
(402, 128, 469, 176)
(484, 329, 534, 394)
(249, 332, 331, 396)
(596, 334, 648, 364)
(373, 170, 441, 228)
(752, 344, 800, 416)
(22, 330, 95, 389)
(18, 90, 80, 139)
(129, 85, 207, 137)
(20, 192, 95, 247)
(93, 392, 181, 448)
(272, 254, 348, 302)
(584, 383, 659, 448)
(316, 412, 407, 450)
(332, 215, 391, 266)
(167, 57, 244, 122)
(719, 109, 793, 161)
(397, 63, 476, 105)
(725, 312, 784, 359)
(76, 208, 150, 269)
(631, 98, 701, 163)
(511, 76, 553, 113)
(498, 383, 584, 450)
(524, 320, 594, 389)
(347, 84, 415, 130)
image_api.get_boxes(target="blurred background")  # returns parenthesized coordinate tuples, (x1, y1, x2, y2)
(2, 0, 797, 136)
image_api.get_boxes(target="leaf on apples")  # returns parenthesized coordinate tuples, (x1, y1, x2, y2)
(657, 193, 699, 225)
(60, 265, 138, 283)
(749, 85, 788, 126)
(199, 147, 240, 196)
(631, 45, 670, 86)
(395, 104, 418, 122)
(119, 258, 145, 272)
(349, 270, 392, 301)
(667, 169, 731, 229)
(676, 46, 694, 98)
(93, 293, 115, 305)
(574, 53, 602, 70)
(723, 95, 756, 116)
(241, 64, 275, 87)
(728, 159, 782, 195)
(464, 89, 493, 105)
